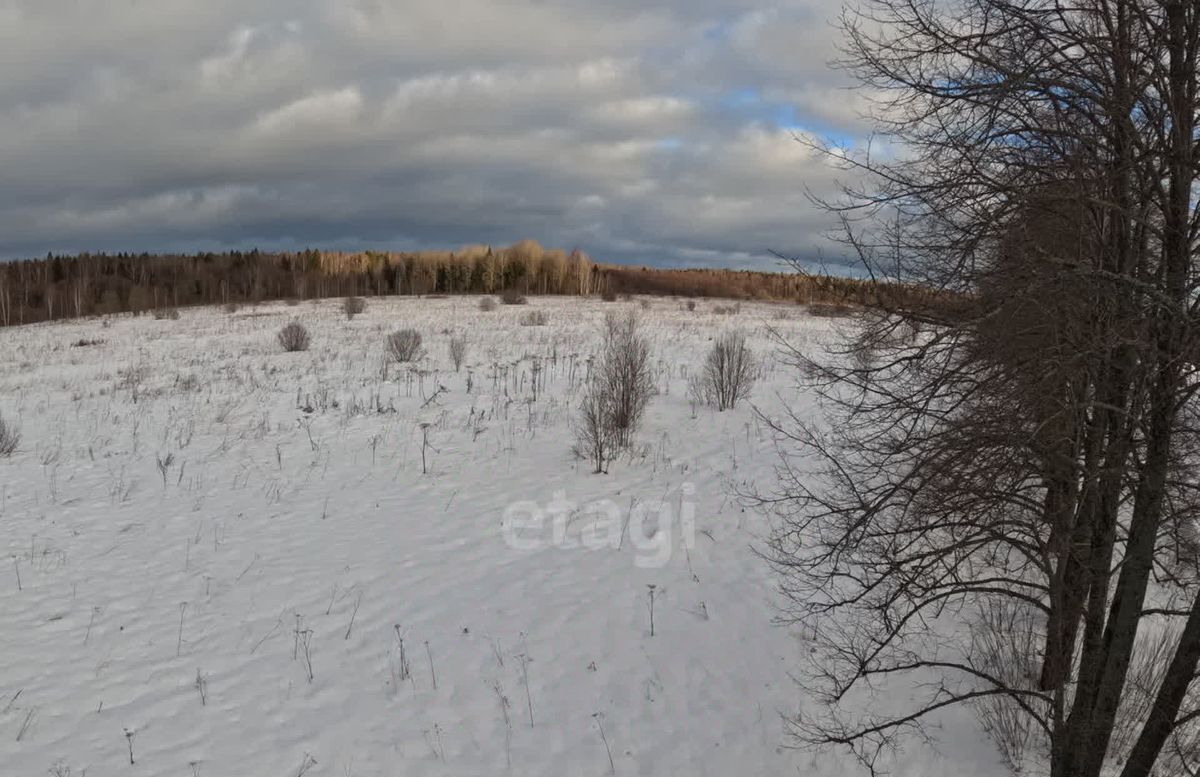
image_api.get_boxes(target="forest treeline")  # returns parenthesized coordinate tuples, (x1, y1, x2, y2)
(0, 239, 911, 327)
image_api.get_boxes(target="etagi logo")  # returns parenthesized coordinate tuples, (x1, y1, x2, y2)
(501, 484, 696, 569)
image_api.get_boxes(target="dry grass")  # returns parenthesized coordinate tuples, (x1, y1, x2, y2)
(0, 414, 20, 457)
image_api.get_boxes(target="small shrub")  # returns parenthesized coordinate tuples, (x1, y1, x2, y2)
(278, 321, 311, 352)
(153, 308, 180, 321)
(343, 297, 366, 319)
(72, 338, 105, 348)
(386, 329, 423, 362)
(223, 302, 240, 314)
(686, 299, 696, 312)
(448, 335, 468, 371)
(519, 310, 548, 326)
(639, 299, 651, 310)
(0, 414, 20, 457)
(479, 297, 497, 312)
(712, 303, 741, 316)
(500, 289, 528, 305)
(600, 290, 618, 302)
(689, 331, 757, 411)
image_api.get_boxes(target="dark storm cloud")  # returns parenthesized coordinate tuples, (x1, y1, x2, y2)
(0, 0, 865, 270)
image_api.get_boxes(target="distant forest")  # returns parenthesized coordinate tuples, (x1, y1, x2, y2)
(0, 239, 889, 326)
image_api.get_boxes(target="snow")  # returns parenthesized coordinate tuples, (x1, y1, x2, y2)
(0, 296, 1003, 776)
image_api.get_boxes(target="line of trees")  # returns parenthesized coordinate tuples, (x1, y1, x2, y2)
(0, 239, 933, 327)
(762, 0, 1200, 776)
(0, 241, 596, 326)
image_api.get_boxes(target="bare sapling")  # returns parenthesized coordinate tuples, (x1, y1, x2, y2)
(574, 382, 617, 474)
(596, 311, 653, 447)
(690, 331, 756, 411)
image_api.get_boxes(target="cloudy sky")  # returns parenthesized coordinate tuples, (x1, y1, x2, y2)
(0, 0, 866, 269)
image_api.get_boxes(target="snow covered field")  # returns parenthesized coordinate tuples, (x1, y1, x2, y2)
(0, 296, 1000, 776)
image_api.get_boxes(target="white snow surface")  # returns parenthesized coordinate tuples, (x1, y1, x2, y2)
(0, 296, 1004, 776)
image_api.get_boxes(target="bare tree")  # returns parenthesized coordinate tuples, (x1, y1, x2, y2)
(759, 0, 1200, 776)
(690, 331, 757, 411)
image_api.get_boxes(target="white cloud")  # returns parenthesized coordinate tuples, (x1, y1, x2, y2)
(0, 0, 860, 269)
(250, 87, 365, 137)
